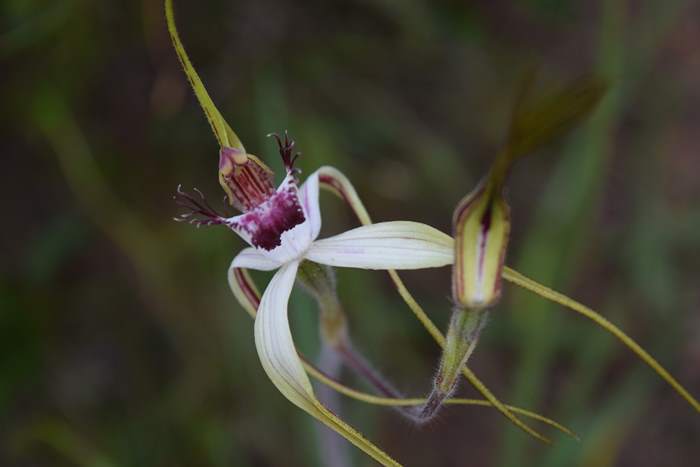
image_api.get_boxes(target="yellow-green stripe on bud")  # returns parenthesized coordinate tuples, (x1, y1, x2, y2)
(452, 182, 511, 309)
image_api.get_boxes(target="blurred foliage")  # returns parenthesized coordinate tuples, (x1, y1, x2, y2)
(3, 0, 700, 466)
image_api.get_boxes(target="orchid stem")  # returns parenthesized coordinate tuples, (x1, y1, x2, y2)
(503, 266, 700, 413)
(297, 261, 416, 419)
(301, 356, 579, 440)
(318, 166, 552, 443)
(418, 308, 489, 421)
(229, 266, 578, 440)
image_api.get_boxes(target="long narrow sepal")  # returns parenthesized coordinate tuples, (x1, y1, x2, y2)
(306, 221, 454, 270)
(254, 262, 313, 403)
(164, 0, 244, 151)
(250, 261, 401, 466)
(228, 265, 578, 440)
(503, 266, 700, 413)
(316, 166, 551, 443)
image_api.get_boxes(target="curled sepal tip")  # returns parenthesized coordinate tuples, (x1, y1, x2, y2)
(452, 183, 510, 309)
(164, 0, 244, 151)
(252, 261, 400, 467)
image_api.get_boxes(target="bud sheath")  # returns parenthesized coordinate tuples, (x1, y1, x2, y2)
(419, 307, 489, 421)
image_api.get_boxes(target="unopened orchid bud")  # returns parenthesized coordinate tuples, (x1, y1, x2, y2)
(452, 182, 511, 309)
(450, 75, 605, 310)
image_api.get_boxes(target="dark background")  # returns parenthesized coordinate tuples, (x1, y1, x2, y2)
(2, 0, 700, 466)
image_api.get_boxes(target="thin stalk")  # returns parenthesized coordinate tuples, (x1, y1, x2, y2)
(503, 266, 700, 412)
(229, 266, 575, 439)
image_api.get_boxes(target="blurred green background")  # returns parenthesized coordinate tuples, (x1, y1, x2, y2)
(2, 0, 700, 466)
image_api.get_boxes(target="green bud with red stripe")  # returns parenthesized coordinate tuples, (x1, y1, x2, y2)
(452, 178, 511, 309)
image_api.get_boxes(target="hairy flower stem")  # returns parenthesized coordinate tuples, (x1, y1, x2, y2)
(418, 308, 489, 421)
(296, 261, 348, 347)
(296, 261, 492, 424)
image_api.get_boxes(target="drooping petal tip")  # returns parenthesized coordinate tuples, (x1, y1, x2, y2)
(251, 261, 401, 466)
(254, 261, 315, 405)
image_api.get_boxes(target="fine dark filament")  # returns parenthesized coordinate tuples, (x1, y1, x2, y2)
(268, 131, 301, 171)
(173, 185, 228, 227)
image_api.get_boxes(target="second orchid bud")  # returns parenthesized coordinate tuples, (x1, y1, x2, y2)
(452, 182, 511, 310)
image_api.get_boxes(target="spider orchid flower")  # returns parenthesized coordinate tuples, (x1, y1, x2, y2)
(166, 2, 612, 459)
(177, 134, 452, 270)
(165, 2, 447, 464)
(174, 133, 453, 465)
(166, 2, 699, 463)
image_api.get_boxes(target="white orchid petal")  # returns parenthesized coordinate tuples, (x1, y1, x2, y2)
(253, 260, 400, 466)
(306, 221, 454, 270)
(231, 248, 282, 271)
(255, 261, 314, 407)
(264, 220, 313, 263)
(299, 170, 322, 242)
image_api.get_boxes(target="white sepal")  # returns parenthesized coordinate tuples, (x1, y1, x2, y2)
(254, 261, 315, 408)
(251, 260, 401, 466)
(306, 221, 454, 270)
